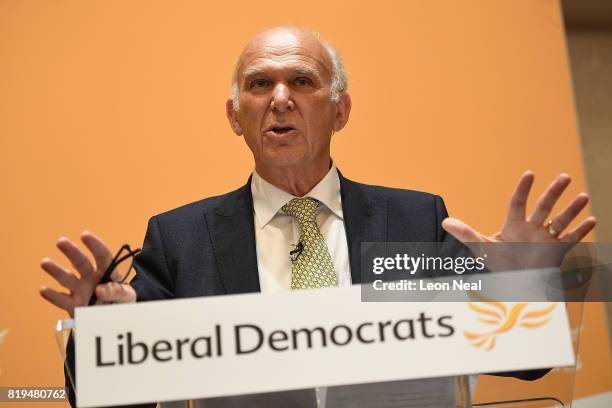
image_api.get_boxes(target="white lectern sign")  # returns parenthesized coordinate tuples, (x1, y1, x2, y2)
(75, 286, 574, 407)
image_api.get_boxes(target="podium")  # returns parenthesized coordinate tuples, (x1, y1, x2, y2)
(55, 296, 583, 408)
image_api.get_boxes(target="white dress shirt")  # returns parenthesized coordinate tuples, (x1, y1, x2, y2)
(251, 163, 352, 293)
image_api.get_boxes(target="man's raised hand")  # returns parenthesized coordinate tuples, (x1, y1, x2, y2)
(442, 171, 596, 245)
(39, 231, 136, 318)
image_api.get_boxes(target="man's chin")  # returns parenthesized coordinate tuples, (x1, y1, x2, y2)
(262, 157, 304, 169)
(260, 148, 307, 168)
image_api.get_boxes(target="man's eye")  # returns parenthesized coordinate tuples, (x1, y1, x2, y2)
(294, 77, 312, 86)
(251, 79, 269, 88)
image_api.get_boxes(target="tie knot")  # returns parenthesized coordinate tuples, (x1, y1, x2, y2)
(282, 197, 320, 224)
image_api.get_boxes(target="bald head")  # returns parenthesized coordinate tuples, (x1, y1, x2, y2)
(238, 27, 326, 67)
(231, 27, 347, 111)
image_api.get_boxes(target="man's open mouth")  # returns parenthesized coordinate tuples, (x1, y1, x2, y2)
(269, 127, 294, 134)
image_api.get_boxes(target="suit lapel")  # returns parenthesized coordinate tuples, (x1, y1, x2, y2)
(205, 171, 386, 292)
(205, 180, 261, 294)
(339, 172, 388, 284)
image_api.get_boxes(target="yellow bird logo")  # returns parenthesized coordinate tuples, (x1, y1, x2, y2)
(464, 300, 556, 351)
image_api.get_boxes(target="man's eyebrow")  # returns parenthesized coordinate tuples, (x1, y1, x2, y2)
(295, 66, 324, 83)
(295, 66, 320, 78)
(242, 67, 265, 79)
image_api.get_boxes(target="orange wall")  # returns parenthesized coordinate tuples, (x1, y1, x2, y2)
(0, 0, 608, 406)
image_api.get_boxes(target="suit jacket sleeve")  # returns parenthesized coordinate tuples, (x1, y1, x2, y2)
(434, 195, 454, 243)
(131, 216, 175, 301)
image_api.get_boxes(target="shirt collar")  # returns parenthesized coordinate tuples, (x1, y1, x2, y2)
(251, 163, 344, 228)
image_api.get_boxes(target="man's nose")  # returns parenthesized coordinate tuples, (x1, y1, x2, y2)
(270, 83, 294, 112)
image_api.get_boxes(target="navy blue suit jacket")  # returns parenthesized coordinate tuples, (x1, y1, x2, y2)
(130, 171, 450, 299)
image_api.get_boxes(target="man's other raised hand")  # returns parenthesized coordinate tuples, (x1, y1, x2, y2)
(39, 231, 136, 318)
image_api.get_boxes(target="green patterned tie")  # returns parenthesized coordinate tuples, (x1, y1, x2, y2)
(282, 198, 338, 289)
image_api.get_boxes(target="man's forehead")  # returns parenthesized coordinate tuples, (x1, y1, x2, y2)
(237, 28, 332, 80)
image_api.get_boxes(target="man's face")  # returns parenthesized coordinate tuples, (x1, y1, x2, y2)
(227, 30, 350, 171)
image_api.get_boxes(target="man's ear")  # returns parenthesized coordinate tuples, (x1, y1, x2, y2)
(333, 92, 352, 132)
(226, 98, 243, 136)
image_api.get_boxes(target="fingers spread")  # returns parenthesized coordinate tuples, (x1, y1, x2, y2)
(96, 282, 137, 304)
(551, 193, 590, 234)
(442, 217, 483, 243)
(39, 286, 75, 317)
(57, 237, 95, 278)
(561, 216, 596, 243)
(506, 171, 534, 222)
(528, 173, 571, 225)
(41, 258, 80, 292)
(81, 231, 113, 278)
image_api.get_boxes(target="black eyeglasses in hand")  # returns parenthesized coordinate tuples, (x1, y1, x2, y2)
(87, 244, 141, 306)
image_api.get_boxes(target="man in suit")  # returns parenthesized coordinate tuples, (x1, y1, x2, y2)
(40, 26, 595, 407)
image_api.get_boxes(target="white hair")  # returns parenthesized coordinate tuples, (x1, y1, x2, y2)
(231, 39, 348, 111)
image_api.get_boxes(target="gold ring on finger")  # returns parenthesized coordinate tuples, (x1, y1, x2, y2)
(547, 219, 560, 237)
